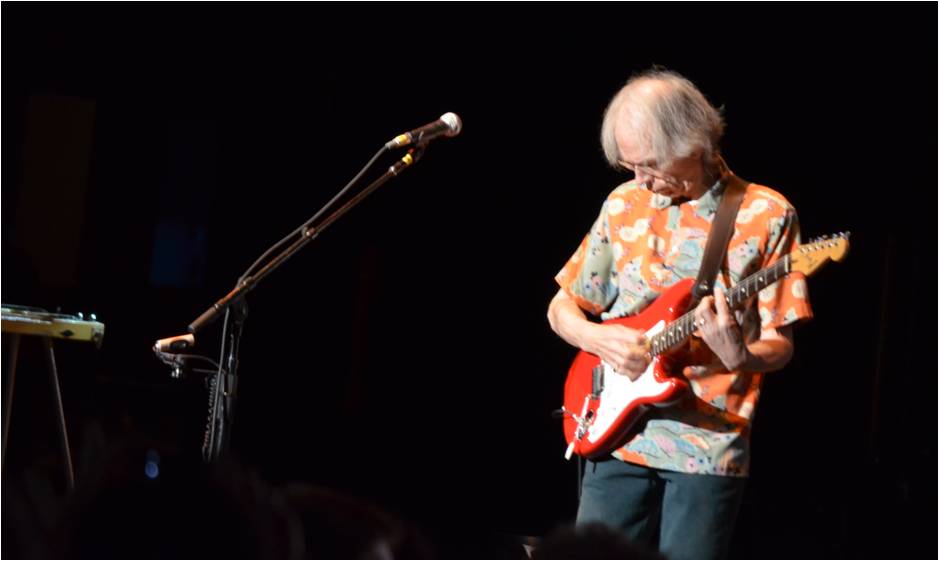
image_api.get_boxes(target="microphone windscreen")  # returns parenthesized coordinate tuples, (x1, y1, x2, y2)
(440, 112, 462, 137)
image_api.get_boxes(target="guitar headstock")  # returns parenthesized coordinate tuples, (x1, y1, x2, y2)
(790, 232, 851, 277)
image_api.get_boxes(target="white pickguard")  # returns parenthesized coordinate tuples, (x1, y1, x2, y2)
(587, 319, 673, 443)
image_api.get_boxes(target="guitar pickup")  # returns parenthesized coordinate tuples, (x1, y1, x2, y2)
(591, 365, 604, 398)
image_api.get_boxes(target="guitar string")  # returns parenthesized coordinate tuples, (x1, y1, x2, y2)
(648, 255, 791, 357)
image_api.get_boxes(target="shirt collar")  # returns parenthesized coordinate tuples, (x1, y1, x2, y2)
(685, 175, 728, 218)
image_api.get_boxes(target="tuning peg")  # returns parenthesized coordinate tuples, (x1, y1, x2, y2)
(77, 312, 84, 320)
(89, 313, 97, 321)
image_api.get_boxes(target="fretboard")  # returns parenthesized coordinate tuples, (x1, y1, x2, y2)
(649, 255, 791, 357)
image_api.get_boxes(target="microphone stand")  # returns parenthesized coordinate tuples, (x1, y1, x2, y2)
(193, 145, 427, 462)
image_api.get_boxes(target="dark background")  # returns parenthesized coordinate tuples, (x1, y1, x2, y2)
(3, 3, 935, 558)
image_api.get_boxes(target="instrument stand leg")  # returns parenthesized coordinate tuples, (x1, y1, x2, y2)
(42, 337, 75, 491)
(203, 299, 246, 463)
(2, 333, 21, 472)
(221, 300, 245, 455)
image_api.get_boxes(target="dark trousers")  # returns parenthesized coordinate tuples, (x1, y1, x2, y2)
(576, 458, 746, 559)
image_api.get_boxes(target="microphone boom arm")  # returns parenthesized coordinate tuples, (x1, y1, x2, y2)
(188, 146, 426, 334)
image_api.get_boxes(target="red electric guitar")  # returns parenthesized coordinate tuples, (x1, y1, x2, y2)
(561, 233, 850, 459)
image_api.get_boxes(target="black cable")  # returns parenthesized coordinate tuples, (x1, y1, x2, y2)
(237, 145, 389, 283)
(154, 352, 221, 371)
(203, 308, 232, 462)
(577, 456, 583, 502)
(199, 142, 401, 460)
(202, 370, 220, 462)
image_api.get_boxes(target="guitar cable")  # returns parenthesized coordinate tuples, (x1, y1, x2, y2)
(576, 456, 584, 502)
(202, 370, 219, 461)
(200, 145, 392, 460)
(204, 307, 232, 462)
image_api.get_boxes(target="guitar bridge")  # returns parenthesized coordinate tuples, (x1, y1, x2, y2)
(561, 395, 596, 442)
(561, 398, 595, 460)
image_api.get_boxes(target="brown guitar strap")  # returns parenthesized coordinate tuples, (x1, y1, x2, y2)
(692, 173, 749, 301)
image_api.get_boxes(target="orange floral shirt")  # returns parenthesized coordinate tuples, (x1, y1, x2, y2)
(556, 178, 813, 476)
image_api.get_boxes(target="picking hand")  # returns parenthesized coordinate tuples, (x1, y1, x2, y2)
(586, 323, 651, 381)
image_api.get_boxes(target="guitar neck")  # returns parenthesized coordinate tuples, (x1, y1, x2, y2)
(649, 256, 791, 357)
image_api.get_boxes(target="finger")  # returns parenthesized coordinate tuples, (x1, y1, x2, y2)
(607, 347, 644, 376)
(614, 363, 643, 379)
(694, 297, 716, 330)
(603, 351, 627, 372)
(694, 295, 713, 317)
(624, 368, 644, 382)
(693, 299, 705, 331)
(683, 365, 710, 378)
(614, 352, 642, 375)
(629, 346, 651, 366)
(623, 352, 649, 378)
(713, 287, 733, 324)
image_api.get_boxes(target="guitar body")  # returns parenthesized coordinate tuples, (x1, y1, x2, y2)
(562, 278, 695, 459)
(560, 233, 850, 460)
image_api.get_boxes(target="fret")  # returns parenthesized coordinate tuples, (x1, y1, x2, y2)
(648, 253, 792, 358)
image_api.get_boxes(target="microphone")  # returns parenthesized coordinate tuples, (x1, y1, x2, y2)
(385, 112, 462, 149)
(153, 333, 195, 353)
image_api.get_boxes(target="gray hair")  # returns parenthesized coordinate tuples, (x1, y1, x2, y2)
(600, 70, 725, 169)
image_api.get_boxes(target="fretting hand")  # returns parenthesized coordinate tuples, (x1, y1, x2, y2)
(688, 286, 750, 375)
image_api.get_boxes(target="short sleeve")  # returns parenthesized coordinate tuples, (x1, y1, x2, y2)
(554, 199, 619, 316)
(757, 207, 814, 329)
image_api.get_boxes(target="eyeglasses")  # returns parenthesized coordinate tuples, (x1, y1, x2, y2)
(617, 159, 678, 185)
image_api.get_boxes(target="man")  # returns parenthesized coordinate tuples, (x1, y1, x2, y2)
(547, 69, 813, 558)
